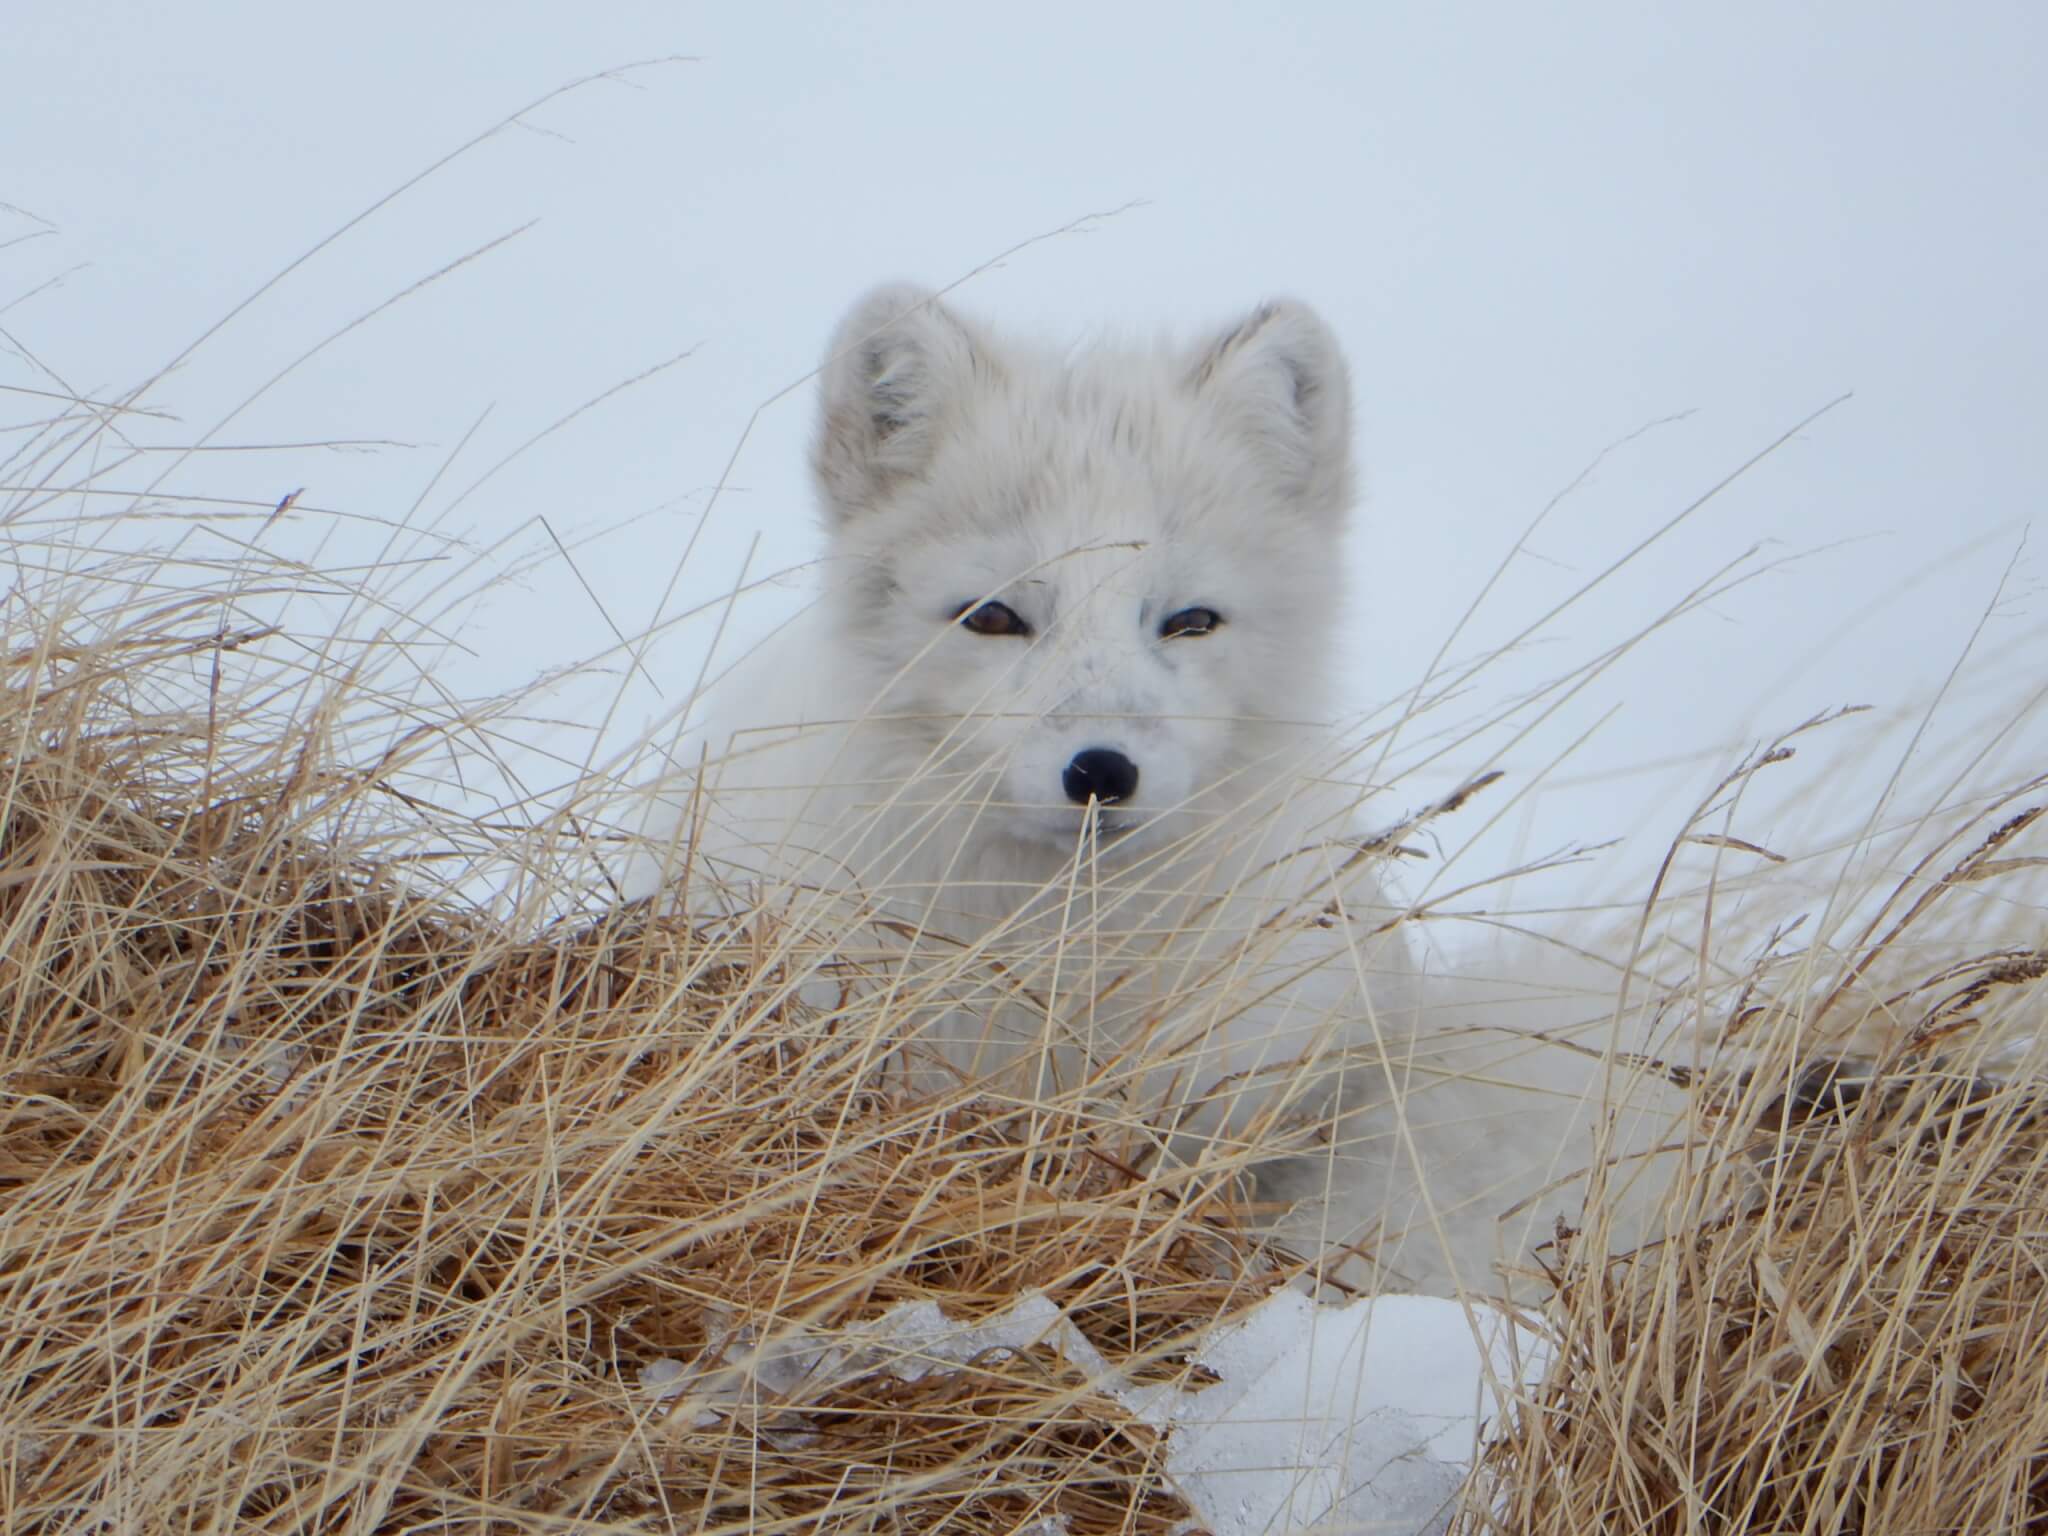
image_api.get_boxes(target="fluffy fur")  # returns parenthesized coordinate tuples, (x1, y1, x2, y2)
(622, 286, 1657, 1295)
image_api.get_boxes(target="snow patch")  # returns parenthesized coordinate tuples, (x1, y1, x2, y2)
(638, 1287, 1548, 1535)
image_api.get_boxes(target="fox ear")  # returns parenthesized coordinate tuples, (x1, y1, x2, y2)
(1186, 299, 1353, 519)
(812, 283, 989, 523)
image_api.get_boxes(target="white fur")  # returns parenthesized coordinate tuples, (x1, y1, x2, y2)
(621, 286, 1669, 1295)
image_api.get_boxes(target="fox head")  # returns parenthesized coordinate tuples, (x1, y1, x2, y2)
(808, 283, 1358, 860)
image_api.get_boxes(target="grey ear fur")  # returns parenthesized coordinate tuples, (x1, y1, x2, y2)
(811, 283, 988, 524)
(1186, 299, 1353, 518)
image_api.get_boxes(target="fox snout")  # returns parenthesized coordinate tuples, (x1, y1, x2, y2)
(1062, 747, 1139, 807)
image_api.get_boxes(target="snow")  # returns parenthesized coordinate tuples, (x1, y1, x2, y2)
(1131, 1289, 1545, 1534)
(643, 1288, 1549, 1536)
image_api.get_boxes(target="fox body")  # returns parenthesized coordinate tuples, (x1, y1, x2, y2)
(623, 286, 1618, 1293)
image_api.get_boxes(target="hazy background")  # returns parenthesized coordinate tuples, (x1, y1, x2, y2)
(6, 2, 2044, 918)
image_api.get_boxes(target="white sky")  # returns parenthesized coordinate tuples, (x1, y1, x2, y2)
(6, 2, 2044, 915)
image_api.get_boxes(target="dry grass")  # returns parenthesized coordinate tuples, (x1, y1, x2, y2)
(7, 562, 2043, 1536)
(1472, 1058, 2048, 1533)
(1, 590, 1291, 1532)
(4, 421, 2044, 1533)
(1461, 762, 2048, 1533)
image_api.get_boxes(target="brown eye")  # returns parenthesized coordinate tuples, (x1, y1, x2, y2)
(1160, 606, 1222, 639)
(953, 600, 1031, 637)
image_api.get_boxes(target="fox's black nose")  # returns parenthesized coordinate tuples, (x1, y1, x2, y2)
(1063, 748, 1139, 807)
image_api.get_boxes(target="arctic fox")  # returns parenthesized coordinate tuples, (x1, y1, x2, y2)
(623, 285, 1632, 1295)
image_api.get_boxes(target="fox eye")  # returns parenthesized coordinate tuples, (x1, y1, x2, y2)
(1159, 606, 1223, 639)
(952, 599, 1032, 637)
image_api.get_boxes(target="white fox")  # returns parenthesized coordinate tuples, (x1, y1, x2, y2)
(622, 285, 1642, 1294)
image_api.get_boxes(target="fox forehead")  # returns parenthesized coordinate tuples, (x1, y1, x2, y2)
(893, 544, 1174, 625)
(886, 401, 1287, 562)
(903, 441, 1325, 616)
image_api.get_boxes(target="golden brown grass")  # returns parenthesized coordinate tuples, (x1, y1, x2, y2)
(1467, 1054, 2048, 1533)
(0, 587, 1274, 1533)
(1458, 884, 2048, 1531)
(3, 539, 2043, 1534)
(1458, 749, 2048, 1533)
